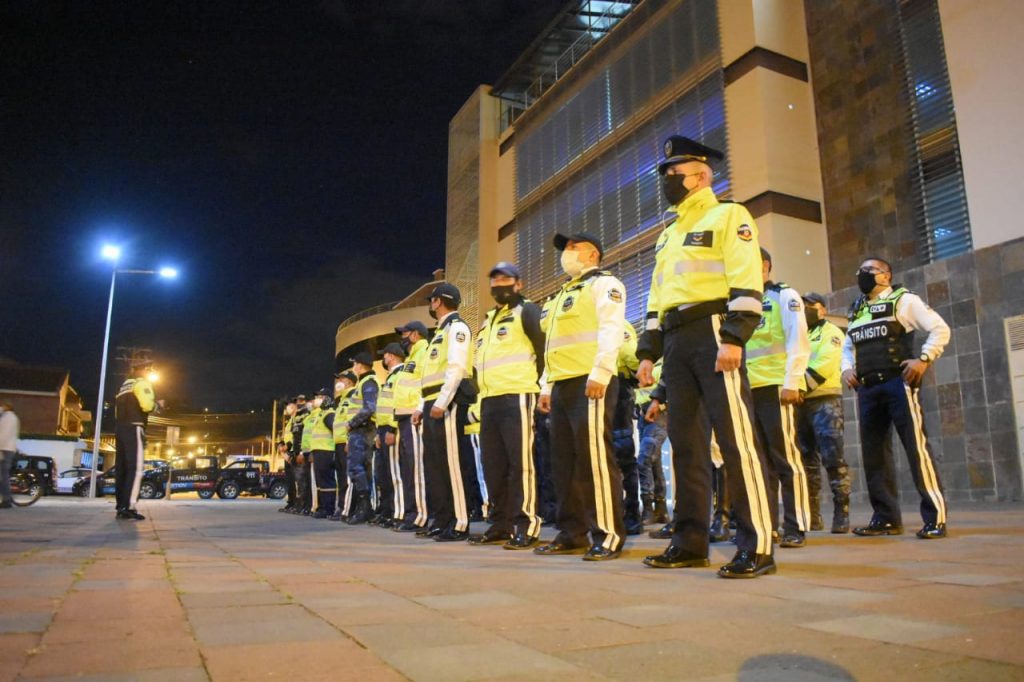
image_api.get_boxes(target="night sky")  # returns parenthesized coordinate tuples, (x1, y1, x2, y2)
(1, 1, 558, 413)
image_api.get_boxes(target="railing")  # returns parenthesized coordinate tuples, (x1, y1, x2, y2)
(335, 301, 400, 335)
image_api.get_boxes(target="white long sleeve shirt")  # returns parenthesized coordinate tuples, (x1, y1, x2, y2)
(776, 286, 811, 392)
(0, 409, 20, 452)
(841, 287, 951, 373)
(431, 311, 472, 412)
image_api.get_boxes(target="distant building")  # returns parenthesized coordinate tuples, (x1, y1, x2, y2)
(0, 360, 91, 436)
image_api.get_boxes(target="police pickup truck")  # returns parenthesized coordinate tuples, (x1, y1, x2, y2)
(216, 457, 288, 500)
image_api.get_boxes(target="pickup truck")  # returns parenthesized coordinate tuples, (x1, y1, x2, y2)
(216, 458, 288, 500)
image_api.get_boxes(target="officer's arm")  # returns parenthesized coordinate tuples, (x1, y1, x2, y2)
(779, 289, 811, 391)
(323, 411, 335, 431)
(133, 380, 156, 413)
(897, 293, 951, 361)
(589, 276, 627, 386)
(720, 206, 764, 345)
(840, 332, 856, 373)
(650, 378, 668, 404)
(637, 252, 665, 362)
(350, 382, 378, 428)
(619, 324, 639, 375)
(435, 323, 471, 411)
(520, 301, 546, 376)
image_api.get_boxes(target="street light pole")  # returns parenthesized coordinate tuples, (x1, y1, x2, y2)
(88, 268, 117, 498)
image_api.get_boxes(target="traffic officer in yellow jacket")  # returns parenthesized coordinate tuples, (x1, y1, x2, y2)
(746, 248, 812, 548)
(278, 398, 299, 513)
(307, 388, 338, 519)
(468, 262, 546, 550)
(797, 292, 851, 533)
(394, 321, 430, 531)
(413, 283, 476, 542)
(535, 233, 627, 561)
(373, 342, 406, 528)
(637, 135, 775, 578)
(113, 359, 159, 520)
(331, 372, 356, 521)
(841, 257, 950, 538)
(345, 351, 379, 525)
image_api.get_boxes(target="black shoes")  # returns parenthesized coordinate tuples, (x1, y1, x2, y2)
(533, 541, 586, 556)
(116, 509, 145, 521)
(916, 522, 947, 539)
(415, 526, 443, 539)
(709, 516, 731, 543)
(624, 514, 645, 536)
(779, 531, 806, 548)
(648, 522, 672, 539)
(0, 501, 13, 509)
(582, 545, 621, 561)
(434, 528, 470, 542)
(642, 545, 710, 569)
(652, 497, 670, 524)
(852, 519, 904, 536)
(718, 550, 776, 579)
(312, 509, 329, 519)
(394, 521, 422, 533)
(468, 529, 510, 545)
(503, 532, 539, 550)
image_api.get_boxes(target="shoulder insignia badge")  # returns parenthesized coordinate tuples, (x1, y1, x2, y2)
(737, 224, 753, 242)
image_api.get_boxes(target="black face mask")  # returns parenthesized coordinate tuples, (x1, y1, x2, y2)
(857, 269, 880, 295)
(805, 307, 820, 328)
(400, 337, 412, 352)
(491, 285, 517, 306)
(428, 304, 438, 320)
(661, 174, 690, 206)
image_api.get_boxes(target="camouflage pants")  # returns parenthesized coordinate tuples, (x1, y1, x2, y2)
(796, 395, 850, 507)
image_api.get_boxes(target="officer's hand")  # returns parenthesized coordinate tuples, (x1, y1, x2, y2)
(412, 410, 422, 426)
(780, 388, 803, 405)
(644, 399, 661, 423)
(585, 380, 607, 400)
(374, 435, 381, 449)
(156, 399, 166, 409)
(637, 359, 655, 387)
(537, 394, 551, 414)
(384, 432, 396, 446)
(900, 359, 928, 387)
(714, 343, 743, 373)
(429, 405, 445, 420)
(842, 369, 861, 390)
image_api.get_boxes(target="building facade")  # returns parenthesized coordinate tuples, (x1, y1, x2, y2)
(444, 0, 1024, 501)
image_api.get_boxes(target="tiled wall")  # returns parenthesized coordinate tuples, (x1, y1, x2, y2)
(827, 237, 1024, 504)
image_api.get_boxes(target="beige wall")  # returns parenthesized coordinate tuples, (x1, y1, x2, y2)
(938, 0, 1024, 250)
(334, 306, 432, 358)
(719, 0, 809, 64)
(755, 213, 831, 297)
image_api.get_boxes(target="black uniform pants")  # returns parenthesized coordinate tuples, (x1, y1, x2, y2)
(114, 423, 145, 511)
(397, 416, 426, 525)
(479, 393, 541, 538)
(312, 450, 337, 512)
(549, 375, 625, 551)
(298, 455, 313, 511)
(858, 377, 946, 526)
(422, 400, 470, 532)
(533, 409, 557, 521)
(283, 459, 296, 506)
(752, 385, 812, 534)
(613, 381, 639, 521)
(457, 408, 484, 518)
(374, 427, 396, 519)
(662, 315, 774, 557)
(333, 444, 348, 514)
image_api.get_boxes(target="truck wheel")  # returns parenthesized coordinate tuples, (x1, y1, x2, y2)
(197, 489, 214, 500)
(268, 481, 288, 500)
(139, 482, 157, 499)
(218, 482, 240, 500)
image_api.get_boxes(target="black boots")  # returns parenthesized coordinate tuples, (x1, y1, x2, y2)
(641, 494, 655, 525)
(709, 466, 731, 543)
(346, 493, 373, 525)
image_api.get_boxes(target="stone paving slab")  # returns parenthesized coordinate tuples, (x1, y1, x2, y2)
(1, 497, 1022, 680)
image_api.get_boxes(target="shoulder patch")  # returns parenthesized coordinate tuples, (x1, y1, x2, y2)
(608, 288, 623, 303)
(737, 224, 753, 242)
(830, 336, 842, 347)
(788, 298, 802, 312)
(455, 331, 467, 343)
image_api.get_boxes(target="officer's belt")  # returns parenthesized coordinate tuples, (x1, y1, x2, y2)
(662, 299, 727, 332)
(858, 368, 901, 387)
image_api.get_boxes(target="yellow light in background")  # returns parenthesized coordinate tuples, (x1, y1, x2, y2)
(187, 436, 197, 444)
(147, 370, 160, 383)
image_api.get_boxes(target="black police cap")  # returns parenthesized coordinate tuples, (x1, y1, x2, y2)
(337, 371, 357, 384)
(488, 261, 521, 279)
(426, 283, 461, 307)
(350, 351, 374, 367)
(803, 292, 827, 307)
(553, 232, 604, 259)
(378, 342, 407, 359)
(315, 387, 331, 397)
(295, 394, 307, 401)
(657, 135, 724, 175)
(760, 247, 772, 265)
(395, 320, 428, 336)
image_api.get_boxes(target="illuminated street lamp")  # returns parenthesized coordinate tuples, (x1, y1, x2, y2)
(87, 245, 180, 498)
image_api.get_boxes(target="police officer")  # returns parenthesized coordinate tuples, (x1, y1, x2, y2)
(113, 359, 159, 520)
(374, 342, 406, 527)
(636, 359, 670, 525)
(288, 394, 310, 514)
(637, 135, 775, 578)
(278, 398, 299, 512)
(307, 388, 337, 518)
(468, 262, 545, 549)
(332, 372, 356, 521)
(535, 233, 627, 561)
(296, 391, 318, 515)
(842, 257, 950, 538)
(614, 321, 644, 535)
(413, 283, 475, 542)
(746, 248, 812, 548)
(798, 292, 851, 533)
(394, 321, 430, 532)
(345, 351, 379, 525)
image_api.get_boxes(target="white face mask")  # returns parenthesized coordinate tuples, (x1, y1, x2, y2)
(312, 397, 324, 409)
(285, 404, 296, 415)
(560, 250, 585, 278)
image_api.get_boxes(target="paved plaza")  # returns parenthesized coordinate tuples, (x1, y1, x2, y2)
(1, 496, 1023, 681)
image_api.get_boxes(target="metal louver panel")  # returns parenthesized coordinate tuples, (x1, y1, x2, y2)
(898, 0, 972, 263)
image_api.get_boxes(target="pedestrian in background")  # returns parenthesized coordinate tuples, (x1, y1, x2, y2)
(0, 401, 19, 508)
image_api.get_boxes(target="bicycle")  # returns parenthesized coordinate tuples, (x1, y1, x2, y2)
(9, 471, 42, 507)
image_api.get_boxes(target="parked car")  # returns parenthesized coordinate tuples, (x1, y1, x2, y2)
(86, 459, 168, 498)
(10, 452, 57, 496)
(55, 468, 93, 495)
